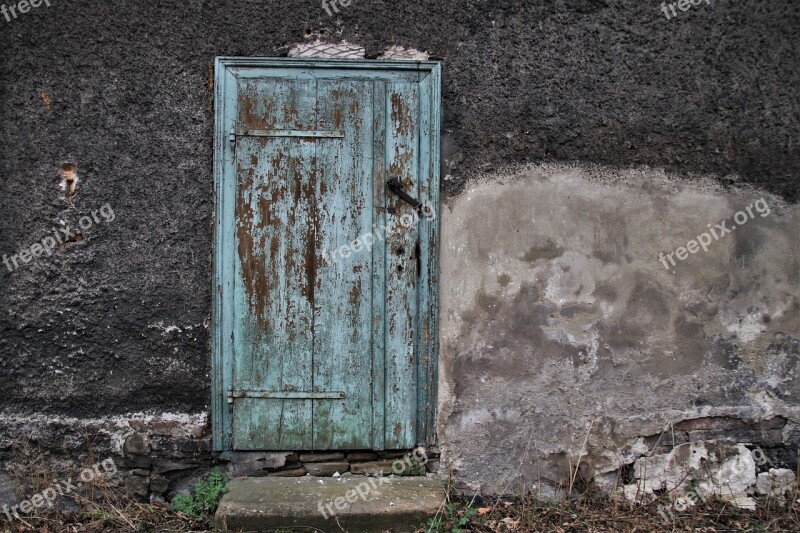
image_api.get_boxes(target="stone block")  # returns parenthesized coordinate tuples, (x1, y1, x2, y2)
(674, 417, 750, 431)
(622, 441, 758, 509)
(378, 451, 411, 459)
(350, 461, 395, 476)
(298, 452, 345, 463)
(755, 468, 796, 496)
(215, 476, 445, 533)
(125, 474, 150, 497)
(150, 474, 170, 494)
(177, 439, 199, 453)
(221, 452, 292, 477)
(304, 462, 349, 476)
(153, 459, 198, 474)
(347, 452, 379, 462)
(149, 435, 176, 452)
(268, 467, 306, 477)
(124, 455, 151, 469)
(123, 434, 150, 456)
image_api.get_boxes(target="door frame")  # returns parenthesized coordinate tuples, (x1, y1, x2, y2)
(210, 57, 442, 452)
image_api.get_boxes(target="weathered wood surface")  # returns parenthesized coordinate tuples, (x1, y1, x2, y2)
(212, 59, 441, 451)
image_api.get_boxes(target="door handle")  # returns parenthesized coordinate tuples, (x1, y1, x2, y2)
(387, 177, 423, 212)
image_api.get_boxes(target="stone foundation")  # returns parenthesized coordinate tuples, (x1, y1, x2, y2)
(0, 412, 437, 505)
(0, 410, 794, 506)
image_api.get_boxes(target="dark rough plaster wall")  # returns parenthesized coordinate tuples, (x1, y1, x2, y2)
(0, 0, 798, 417)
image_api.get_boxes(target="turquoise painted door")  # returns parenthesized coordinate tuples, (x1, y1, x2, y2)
(212, 59, 441, 451)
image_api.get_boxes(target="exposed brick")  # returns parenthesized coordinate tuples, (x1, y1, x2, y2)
(304, 462, 349, 476)
(643, 431, 689, 448)
(753, 417, 788, 430)
(674, 417, 751, 431)
(687, 429, 784, 446)
(674, 416, 788, 432)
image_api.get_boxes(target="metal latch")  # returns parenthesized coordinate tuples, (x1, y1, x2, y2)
(387, 177, 424, 211)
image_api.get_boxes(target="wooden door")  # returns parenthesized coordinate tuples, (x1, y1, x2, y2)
(212, 58, 441, 451)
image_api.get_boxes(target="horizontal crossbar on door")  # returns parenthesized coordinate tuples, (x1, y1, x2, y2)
(227, 390, 346, 401)
(234, 128, 345, 138)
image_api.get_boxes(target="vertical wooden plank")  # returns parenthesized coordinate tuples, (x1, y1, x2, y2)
(212, 60, 239, 451)
(312, 79, 375, 449)
(416, 67, 442, 445)
(231, 77, 316, 450)
(277, 77, 318, 450)
(384, 81, 420, 449)
(371, 80, 387, 451)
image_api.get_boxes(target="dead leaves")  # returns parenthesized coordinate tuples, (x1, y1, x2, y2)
(485, 516, 521, 531)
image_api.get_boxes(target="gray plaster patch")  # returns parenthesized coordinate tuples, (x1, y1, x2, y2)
(438, 164, 800, 494)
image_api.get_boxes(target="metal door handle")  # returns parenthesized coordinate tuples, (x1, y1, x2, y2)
(387, 177, 423, 211)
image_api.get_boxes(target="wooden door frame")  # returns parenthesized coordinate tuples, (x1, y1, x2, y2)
(210, 57, 441, 452)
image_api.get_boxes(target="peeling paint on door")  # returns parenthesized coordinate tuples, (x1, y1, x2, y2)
(212, 58, 442, 451)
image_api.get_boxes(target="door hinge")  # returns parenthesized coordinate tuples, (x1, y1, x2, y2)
(227, 390, 346, 403)
(234, 128, 344, 139)
(229, 128, 237, 156)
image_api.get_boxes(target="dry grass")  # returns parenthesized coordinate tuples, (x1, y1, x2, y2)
(0, 487, 797, 532)
(420, 490, 800, 533)
(0, 459, 797, 533)
(0, 486, 210, 532)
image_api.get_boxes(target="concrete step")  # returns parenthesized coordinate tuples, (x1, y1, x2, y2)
(214, 475, 445, 533)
